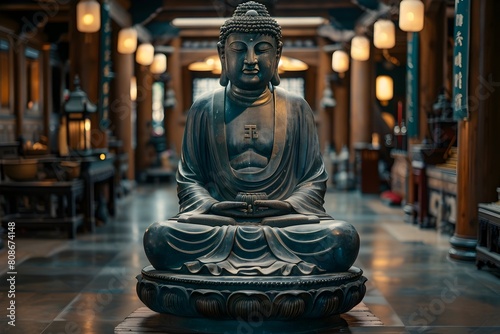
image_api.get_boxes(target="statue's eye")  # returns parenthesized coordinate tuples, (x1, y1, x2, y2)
(229, 42, 246, 52)
(255, 42, 273, 53)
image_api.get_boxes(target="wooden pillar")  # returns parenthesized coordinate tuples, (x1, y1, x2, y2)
(167, 36, 183, 155)
(135, 64, 153, 176)
(42, 43, 52, 149)
(418, 1, 446, 141)
(349, 58, 372, 161)
(69, 2, 107, 150)
(450, 0, 500, 260)
(316, 37, 329, 152)
(110, 47, 134, 180)
(332, 76, 349, 154)
(13, 43, 26, 138)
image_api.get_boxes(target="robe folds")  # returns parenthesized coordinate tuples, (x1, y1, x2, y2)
(144, 87, 360, 275)
(177, 87, 329, 217)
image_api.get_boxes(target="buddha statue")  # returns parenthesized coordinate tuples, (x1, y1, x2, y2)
(138, 1, 366, 326)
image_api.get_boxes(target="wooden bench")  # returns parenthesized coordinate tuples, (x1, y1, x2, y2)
(0, 180, 85, 238)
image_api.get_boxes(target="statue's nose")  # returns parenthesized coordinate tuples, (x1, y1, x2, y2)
(244, 49, 257, 65)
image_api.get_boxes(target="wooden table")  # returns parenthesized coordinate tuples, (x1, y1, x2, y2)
(477, 203, 500, 269)
(0, 180, 85, 238)
(30, 154, 116, 232)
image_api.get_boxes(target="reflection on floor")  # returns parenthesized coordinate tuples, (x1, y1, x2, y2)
(1, 184, 499, 333)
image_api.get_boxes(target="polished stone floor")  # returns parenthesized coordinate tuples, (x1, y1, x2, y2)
(1, 183, 499, 333)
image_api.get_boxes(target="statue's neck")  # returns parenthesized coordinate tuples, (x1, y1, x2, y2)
(227, 84, 272, 106)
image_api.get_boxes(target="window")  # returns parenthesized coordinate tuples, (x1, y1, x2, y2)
(25, 47, 40, 114)
(152, 82, 165, 136)
(192, 77, 221, 103)
(279, 77, 305, 98)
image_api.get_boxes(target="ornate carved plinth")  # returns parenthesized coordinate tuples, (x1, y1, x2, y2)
(136, 265, 367, 323)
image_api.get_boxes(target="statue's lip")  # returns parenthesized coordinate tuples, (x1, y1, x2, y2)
(243, 69, 259, 74)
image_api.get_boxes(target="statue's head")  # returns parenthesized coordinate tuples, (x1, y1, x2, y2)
(218, 1, 283, 89)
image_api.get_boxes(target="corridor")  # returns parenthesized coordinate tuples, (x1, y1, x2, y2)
(1, 184, 499, 333)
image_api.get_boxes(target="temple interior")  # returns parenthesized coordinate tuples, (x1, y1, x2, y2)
(1, 0, 500, 333)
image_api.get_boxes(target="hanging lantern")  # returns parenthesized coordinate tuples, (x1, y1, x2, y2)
(150, 54, 167, 74)
(399, 0, 424, 32)
(130, 76, 137, 102)
(376, 75, 394, 105)
(136, 43, 155, 66)
(331, 50, 349, 73)
(118, 27, 137, 54)
(76, 0, 101, 33)
(63, 76, 97, 151)
(374, 19, 396, 49)
(351, 36, 370, 61)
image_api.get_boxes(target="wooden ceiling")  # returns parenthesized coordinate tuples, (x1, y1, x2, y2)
(0, 0, 452, 58)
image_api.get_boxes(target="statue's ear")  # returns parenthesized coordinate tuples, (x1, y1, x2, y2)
(271, 41, 283, 86)
(217, 42, 229, 86)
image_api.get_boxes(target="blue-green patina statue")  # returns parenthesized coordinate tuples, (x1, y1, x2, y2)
(138, 2, 365, 327)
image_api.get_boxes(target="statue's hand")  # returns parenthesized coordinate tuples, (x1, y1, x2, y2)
(210, 201, 249, 218)
(252, 200, 293, 217)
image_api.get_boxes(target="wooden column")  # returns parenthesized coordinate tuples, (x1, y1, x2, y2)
(418, 1, 446, 140)
(13, 43, 26, 138)
(349, 58, 372, 161)
(450, 0, 500, 260)
(110, 47, 134, 180)
(316, 37, 329, 152)
(42, 44, 52, 149)
(69, 2, 107, 150)
(167, 36, 183, 155)
(332, 76, 349, 154)
(134, 64, 153, 176)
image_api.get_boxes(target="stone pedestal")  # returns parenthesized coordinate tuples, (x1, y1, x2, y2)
(134, 265, 366, 332)
(116, 301, 379, 334)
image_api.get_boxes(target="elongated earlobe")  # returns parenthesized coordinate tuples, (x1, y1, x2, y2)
(220, 68, 229, 86)
(271, 71, 280, 86)
(217, 43, 228, 86)
(271, 42, 283, 86)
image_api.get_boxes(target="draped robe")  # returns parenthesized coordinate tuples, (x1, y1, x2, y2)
(144, 87, 359, 275)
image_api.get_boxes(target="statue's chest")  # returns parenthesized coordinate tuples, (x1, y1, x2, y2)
(225, 102, 274, 162)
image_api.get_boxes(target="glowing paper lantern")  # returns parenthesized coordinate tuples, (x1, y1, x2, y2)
(118, 28, 137, 54)
(399, 0, 424, 32)
(376, 75, 394, 104)
(130, 76, 137, 101)
(331, 50, 349, 73)
(151, 54, 167, 74)
(351, 36, 370, 61)
(374, 19, 396, 49)
(136, 43, 154, 66)
(76, 0, 101, 33)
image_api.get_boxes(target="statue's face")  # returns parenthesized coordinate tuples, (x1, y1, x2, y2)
(223, 33, 279, 90)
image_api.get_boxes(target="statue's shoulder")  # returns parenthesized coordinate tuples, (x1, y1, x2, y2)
(274, 86, 313, 118)
(188, 88, 224, 114)
(274, 86, 308, 105)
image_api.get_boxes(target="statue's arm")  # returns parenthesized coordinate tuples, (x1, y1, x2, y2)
(282, 97, 329, 217)
(176, 97, 219, 214)
(177, 95, 247, 217)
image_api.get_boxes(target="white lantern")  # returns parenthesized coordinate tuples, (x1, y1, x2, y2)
(331, 50, 349, 73)
(351, 36, 370, 61)
(399, 0, 424, 32)
(374, 19, 396, 49)
(376, 75, 394, 104)
(151, 54, 167, 74)
(136, 43, 154, 66)
(130, 76, 137, 102)
(118, 28, 137, 54)
(76, 0, 101, 33)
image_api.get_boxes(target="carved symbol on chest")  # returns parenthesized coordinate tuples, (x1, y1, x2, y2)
(244, 125, 258, 139)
